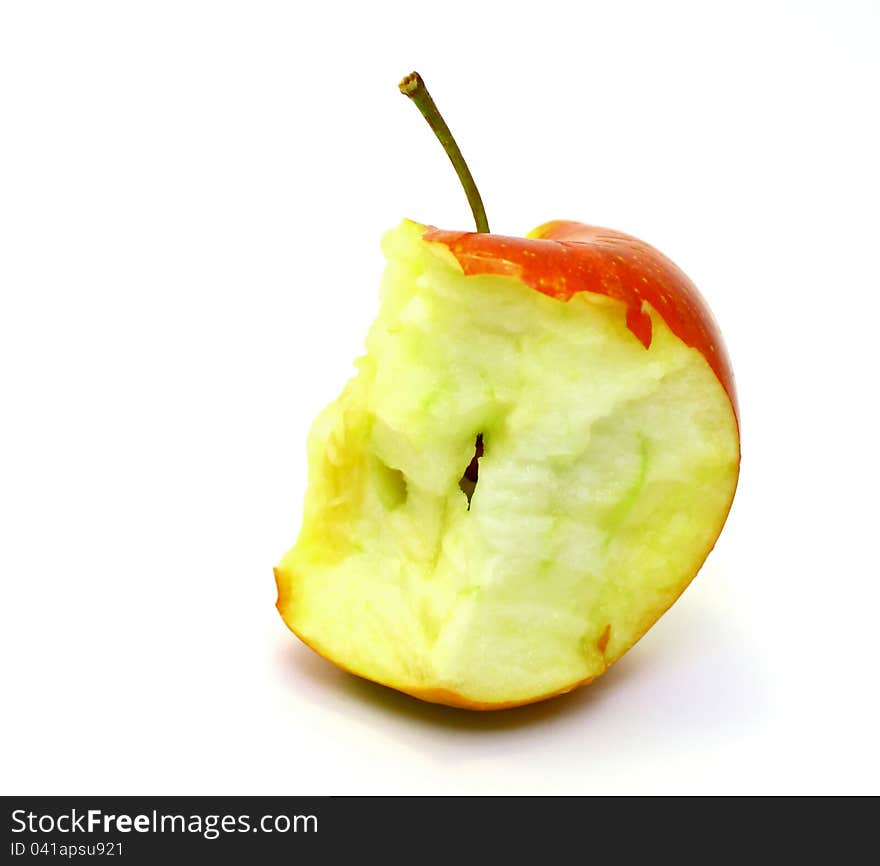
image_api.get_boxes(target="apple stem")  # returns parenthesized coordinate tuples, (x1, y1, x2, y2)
(399, 72, 490, 233)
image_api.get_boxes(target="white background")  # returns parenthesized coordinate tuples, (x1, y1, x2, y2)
(1, 1, 878, 795)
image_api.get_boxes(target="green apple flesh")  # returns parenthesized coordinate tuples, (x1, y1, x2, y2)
(276, 219, 739, 709)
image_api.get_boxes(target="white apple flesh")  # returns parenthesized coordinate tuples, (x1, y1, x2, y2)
(275, 219, 740, 709)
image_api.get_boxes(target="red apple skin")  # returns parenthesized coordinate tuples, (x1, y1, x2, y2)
(423, 221, 738, 416)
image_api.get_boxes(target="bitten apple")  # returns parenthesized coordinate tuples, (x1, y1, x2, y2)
(274, 74, 740, 709)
